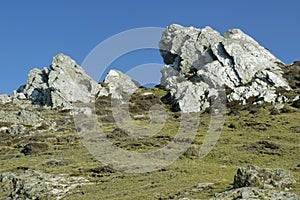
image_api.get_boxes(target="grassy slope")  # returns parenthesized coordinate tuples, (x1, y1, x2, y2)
(0, 87, 299, 200)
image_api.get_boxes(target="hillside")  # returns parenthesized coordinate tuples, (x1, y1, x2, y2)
(0, 24, 299, 200)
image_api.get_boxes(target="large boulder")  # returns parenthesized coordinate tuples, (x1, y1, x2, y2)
(18, 54, 107, 109)
(233, 165, 296, 190)
(104, 69, 140, 99)
(159, 24, 291, 113)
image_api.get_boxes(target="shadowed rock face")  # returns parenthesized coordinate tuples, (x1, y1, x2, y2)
(16, 54, 108, 109)
(159, 24, 291, 113)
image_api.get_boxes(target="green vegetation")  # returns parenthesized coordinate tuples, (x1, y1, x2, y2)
(0, 87, 299, 199)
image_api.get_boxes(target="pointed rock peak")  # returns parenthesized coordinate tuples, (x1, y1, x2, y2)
(167, 24, 185, 31)
(50, 53, 84, 74)
(223, 28, 258, 44)
(52, 53, 76, 67)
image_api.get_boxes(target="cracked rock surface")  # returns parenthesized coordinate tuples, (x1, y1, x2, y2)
(159, 24, 291, 113)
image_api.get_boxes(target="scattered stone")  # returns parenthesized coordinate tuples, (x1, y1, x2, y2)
(211, 187, 300, 200)
(88, 165, 116, 175)
(10, 125, 27, 135)
(112, 127, 129, 137)
(250, 140, 280, 150)
(20, 142, 48, 155)
(0, 109, 44, 126)
(190, 182, 214, 193)
(159, 24, 290, 112)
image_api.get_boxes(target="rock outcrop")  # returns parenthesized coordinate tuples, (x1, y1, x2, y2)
(233, 165, 296, 190)
(11, 55, 141, 109)
(16, 54, 107, 109)
(210, 165, 299, 200)
(159, 24, 291, 113)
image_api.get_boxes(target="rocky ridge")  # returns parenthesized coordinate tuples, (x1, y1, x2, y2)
(0, 25, 298, 113)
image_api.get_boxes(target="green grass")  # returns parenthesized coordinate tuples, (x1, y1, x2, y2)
(0, 88, 299, 199)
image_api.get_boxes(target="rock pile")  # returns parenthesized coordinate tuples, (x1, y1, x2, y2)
(159, 24, 291, 113)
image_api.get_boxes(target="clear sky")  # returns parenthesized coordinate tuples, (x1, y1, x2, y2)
(1, 0, 299, 95)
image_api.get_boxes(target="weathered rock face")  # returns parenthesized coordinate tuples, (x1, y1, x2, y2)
(209, 165, 299, 200)
(159, 24, 291, 113)
(18, 54, 107, 109)
(104, 69, 140, 99)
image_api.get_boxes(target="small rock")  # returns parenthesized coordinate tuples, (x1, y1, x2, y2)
(21, 142, 48, 155)
(292, 96, 300, 108)
(0, 94, 12, 104)
(112, 127, 129, 137)
(142, 92, 153, 96)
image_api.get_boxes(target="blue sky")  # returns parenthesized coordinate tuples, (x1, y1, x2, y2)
(1, 0, 299, 94)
